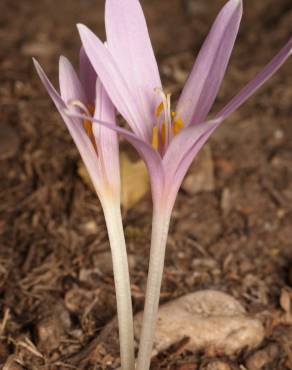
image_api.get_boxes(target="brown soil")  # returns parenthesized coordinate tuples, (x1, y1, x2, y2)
(1, 0, 292, 369)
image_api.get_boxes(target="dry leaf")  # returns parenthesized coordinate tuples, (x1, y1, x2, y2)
(120, 152, 149, 211)
(77, 151, 149, 211)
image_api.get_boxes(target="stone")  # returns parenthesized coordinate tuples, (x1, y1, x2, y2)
(134, 290, 264, 357)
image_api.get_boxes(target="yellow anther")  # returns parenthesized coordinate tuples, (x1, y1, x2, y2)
(87, 104, 95, 116)
(155, 102, 164, 117)
(83, 119, 97, 151)
(172, 117, 184, 136)
(83, 119, 93, 137)
(83, 103, 97, 152)
(171, 111, 177, 118)
(161, 123, 166, 145)
(152, 126, 159, 150)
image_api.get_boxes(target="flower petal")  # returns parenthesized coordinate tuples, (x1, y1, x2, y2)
(33, 59, 104, 195)
(163, 37, 292, 205)
(93, 79, 121, 193)
(65, 109, 165, 203)
(59, 55, 87, 104)
(163, 118, 221, 182)
(168, 125, 219, 203)
(176, 0, 242, 126)
(216, 37, 292, 119)
(164, 124, 218, 210)
(105, 0, 162, 134)
(77, 24, 150, 141)
(79, 46, 97, 104)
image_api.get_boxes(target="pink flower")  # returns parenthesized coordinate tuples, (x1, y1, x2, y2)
(34, 50, 135, 370)
(67, 0, 291, 368)
(33, 49, 120, 199)
(76, 0, 291, 213)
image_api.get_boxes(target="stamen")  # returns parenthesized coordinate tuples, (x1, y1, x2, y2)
(152, 126, 159, 150)
(87, 104, 95, 116)
(68, 100, 97, 152)
(161, 123, 166, 145)
(166, 94, 171, 124)
(172, 117, 184, 136)
(153, 89, 184, 150)
(155, 102, 164, 117)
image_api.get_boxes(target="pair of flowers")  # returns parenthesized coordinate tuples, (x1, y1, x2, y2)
(34, 0, 291, 369)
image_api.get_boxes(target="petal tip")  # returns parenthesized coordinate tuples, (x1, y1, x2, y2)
(59, 55, 70, 71)
(59, 55, 68, 64)
(77, 23, 87, 34)
(32, 58, 42, 73)
(231, 0, 242, 7)
(228, 0, 243, 12)
(32, 57, 38, 67)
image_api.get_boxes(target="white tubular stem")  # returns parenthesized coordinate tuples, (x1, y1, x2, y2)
(102, 198, 135, 370)
(136, 204, 172, 370)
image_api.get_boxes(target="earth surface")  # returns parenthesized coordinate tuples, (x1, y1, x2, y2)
(1, 0, 292, 369)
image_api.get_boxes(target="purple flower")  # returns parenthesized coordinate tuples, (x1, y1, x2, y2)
(69, 0, 290, 368)
(76, 0, 291, 213)
(34, 50, 120, 198)
(34, 50, 135, 370)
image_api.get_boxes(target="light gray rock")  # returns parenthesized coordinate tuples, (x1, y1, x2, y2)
(134, 290, 264, 356)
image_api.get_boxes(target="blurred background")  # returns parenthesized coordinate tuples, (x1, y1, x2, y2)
(0, 0, 292, 369)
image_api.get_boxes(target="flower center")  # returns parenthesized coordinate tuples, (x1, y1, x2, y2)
(69, 100, 97, 152)
(151, 90, 184, 151)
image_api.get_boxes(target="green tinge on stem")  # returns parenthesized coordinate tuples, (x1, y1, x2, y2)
(137, 204, 172, 370)
(102, 197, 135, 370)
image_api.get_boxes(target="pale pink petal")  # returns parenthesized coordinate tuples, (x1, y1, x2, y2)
(105, 0, 161, 134)
(33, 59, 104, 195)
(216, 37, 292, 119)
(59, 56, 87, 104)
(65, 109, 165, 203)
(77, 24, 150, 141)
(163, 118, 221, 182)
(164, 38, 292, 206)
(93, 79, 121, 192)
(79, 46, 97, 104)
(166, 124, 219, 207)
(176, 0, 242, 126)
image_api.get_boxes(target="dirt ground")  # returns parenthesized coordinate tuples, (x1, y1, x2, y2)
(1, 0, 292, 369)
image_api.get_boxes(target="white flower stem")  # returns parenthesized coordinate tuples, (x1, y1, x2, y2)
(102, 197, 135, 370)
(136, 204, 172, 370)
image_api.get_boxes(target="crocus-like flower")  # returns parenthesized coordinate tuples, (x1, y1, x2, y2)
(33, 50, 135, 370)
(67, 0, 291, 369)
